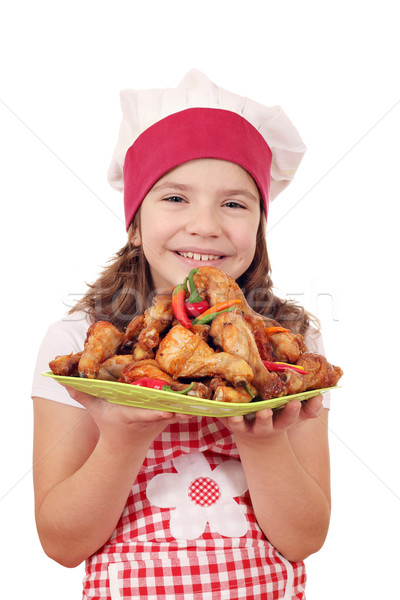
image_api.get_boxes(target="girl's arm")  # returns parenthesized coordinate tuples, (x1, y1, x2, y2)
(33, 392, 187, 567)
(222, 395, 331, 563)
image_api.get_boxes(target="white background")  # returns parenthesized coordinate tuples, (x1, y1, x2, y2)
(1, 1, 399, 598)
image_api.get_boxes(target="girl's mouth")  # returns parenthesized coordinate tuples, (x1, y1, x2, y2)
(176, 251, 223, 262)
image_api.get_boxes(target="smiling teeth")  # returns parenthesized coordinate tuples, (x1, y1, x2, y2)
(179, 251, 221, 261)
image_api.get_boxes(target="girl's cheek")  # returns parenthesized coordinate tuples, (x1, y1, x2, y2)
(236, 228, 257, 251)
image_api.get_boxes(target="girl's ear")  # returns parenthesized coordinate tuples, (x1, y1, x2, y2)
(130, 228, 142, 247)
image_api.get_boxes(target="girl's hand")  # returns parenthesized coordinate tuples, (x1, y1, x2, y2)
(62, 385, 191, 446)
(220, 394, 324, 444)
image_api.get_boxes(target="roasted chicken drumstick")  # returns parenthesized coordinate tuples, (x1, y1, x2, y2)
(192, 266, 249, 312)
(78, 321, 125, 379)
(49, 352, 82, 376)
(210, 311, 286, 399)
(118, 359, 212, 398)
(136, 294, 174, 351)
(156, 324, 254, 386)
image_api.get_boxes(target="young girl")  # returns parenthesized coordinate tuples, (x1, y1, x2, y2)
(32, 70, 331, 600)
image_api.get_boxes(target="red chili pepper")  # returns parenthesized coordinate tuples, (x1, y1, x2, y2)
(262, 361, 308, 375)
(172, 278, 192, 329)
(131, 377, 195, 394)
(185, 301, 209, 318)
(131, 377, 169, 390)
(185, 269, 209, 317)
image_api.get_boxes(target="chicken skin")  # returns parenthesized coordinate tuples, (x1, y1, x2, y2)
(49, 352, 82, 376)
(97, 355, 135, 381)
(156, 325, 254, 386)
(131, 343, 155, 361)
(194, 267, 305, 363)
(119, 358, 176, 384)
(124, 315, 145, 344)
(243, 313, 305, 363)
(210, 311, 286, 399)
(192, 266, 249, 312)
(296, 353, 343, 390)
(136, 294, 174, 351)
(118, 359, 212, 398)
(78, 321, 125, 379)
(241, 315, 277, 362)
(213, 386, 255, 403)
(265, 324, 305, 363)
(269, 353, 343, 396)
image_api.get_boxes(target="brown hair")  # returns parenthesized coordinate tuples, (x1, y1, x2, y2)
(237, 217, 317, 334)
(70, 213, 317, 335)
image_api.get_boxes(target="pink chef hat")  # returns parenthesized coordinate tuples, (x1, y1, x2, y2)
(107, 70, 306, 230)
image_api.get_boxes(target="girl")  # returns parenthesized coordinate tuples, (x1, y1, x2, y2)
(32, 70, 331, 600)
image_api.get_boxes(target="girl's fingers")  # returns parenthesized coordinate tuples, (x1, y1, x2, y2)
(273, 400, 302, 431)
(301, 395, 324, 420)
(61, 384, 190, 424)
(251, 408, 274, 434)
(174, 412, 193, 421)
(224, 415, 247, 434)
(224, 409, 274, 436)
(220, 395, 326, 439)
(61, 385, 101, 409)
(253, 408, 273, 425)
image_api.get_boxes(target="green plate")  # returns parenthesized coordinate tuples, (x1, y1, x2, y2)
(43, 372, 337, 417)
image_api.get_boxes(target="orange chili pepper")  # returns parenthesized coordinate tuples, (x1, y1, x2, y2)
(197, 299, 241, 318)
(264, 326, 290, 336)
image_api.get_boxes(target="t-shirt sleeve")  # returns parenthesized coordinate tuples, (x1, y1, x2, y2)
(303, 327, 331, 410)
(31, 312, 91, 408)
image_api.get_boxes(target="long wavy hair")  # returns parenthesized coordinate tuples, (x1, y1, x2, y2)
(70, 211, 317, 335)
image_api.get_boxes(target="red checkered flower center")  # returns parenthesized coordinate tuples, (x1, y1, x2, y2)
(188, 477, 221, 507)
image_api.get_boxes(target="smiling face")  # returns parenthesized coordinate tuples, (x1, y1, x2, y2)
(133, 158, 262, 291)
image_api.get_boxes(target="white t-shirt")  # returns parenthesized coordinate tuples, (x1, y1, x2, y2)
(31, 311, 92, 408)
(31, 311, 331, 409)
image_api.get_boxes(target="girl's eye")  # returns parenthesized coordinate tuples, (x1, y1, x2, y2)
(164, 195, 185, 203)
(224, 201, 246, 209)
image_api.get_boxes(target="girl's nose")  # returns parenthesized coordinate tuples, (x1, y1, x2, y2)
(185, 203, 222, 237)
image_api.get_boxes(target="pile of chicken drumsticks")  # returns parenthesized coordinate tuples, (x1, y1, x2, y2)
(49, 267, 343, 403)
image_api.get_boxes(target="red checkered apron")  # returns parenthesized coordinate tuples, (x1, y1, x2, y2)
(82, 418, 306, 599)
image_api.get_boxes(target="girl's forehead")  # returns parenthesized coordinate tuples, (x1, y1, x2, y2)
(152, 158, 259, 190)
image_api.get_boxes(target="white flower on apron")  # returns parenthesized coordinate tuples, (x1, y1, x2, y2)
(146, 452, 249, 540)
